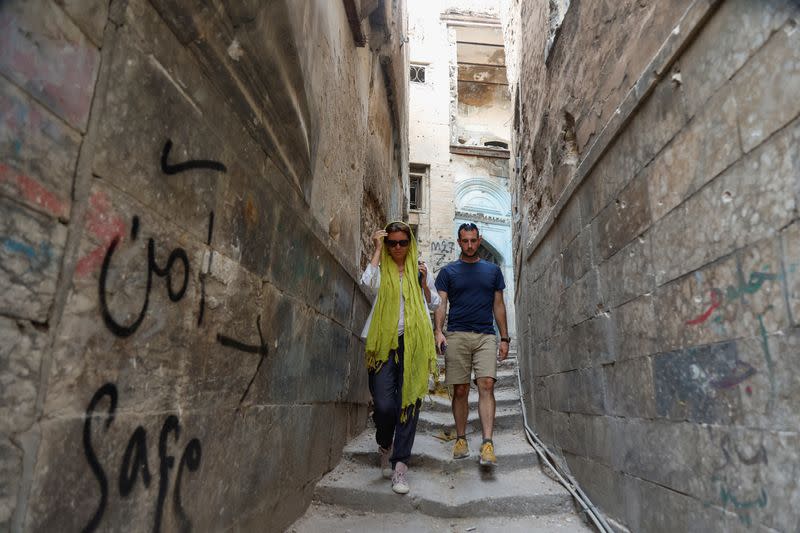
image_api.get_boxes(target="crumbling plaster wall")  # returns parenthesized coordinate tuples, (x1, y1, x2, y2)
(0, 0, 408, 531)
(509, 0, 800, 531)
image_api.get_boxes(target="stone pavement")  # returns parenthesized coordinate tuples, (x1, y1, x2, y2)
(289, 357, 593, 532)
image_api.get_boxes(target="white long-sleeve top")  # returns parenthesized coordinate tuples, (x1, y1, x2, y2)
(360, 263, 440, 339)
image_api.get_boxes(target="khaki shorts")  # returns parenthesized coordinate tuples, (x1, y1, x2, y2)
(444, 331, 497, 385)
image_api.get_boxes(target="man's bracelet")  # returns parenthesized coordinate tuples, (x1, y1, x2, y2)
(500, 337, 511, 343)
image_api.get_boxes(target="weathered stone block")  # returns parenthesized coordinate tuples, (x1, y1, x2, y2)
(350, 290, 371, 337)
(0, 198, 67, 321)
(55, 0, 108, 46)
(782, 221, 800, 325)
(567, 314, 614, 369)
(565, 454, 625, 526)
(0, 318, 45, 435)
(646, 83, 742, 223)
(592, 172, 652, 262)
(0, 79, 79, 220)
(604, 356, 656, 418)
(529, 259, 564, 340)
(216, 164, 280, 280)
(532, 406, 554, 445)
(91, 25, 230, 244)
(617, 418, 700, 497)
(562, 267, 600, 327)
(679, 0, 795, 119)
(537, 334, 570, 375)
(0, 437, 21, 529)
(598, 229, 655, 309)
(532, 376, 549, 411)
(553, 411, 586, 457)
(583, 414, 620, 469)
(653, 341, 746, 424)
(632, 475, 738, 533)
(0, 0, 100, 131)
(651, 117, 798, 286)
(546, 371, 575, 413)
(573, 365, 607, 416)
(320, 256, 354, 328)
(613, 294, 658, 360)
(597, 78, 689, 211)
(561, 227, 591, 289)
(729, 330, 800, 432)
(270, 207, 314, 299)
(577, 168, 603, 225)
(526, 226, 560, 283)
(557, 194, 583, 250)
(655, 235, 788, 353)
(693, 425, 800, 532)
(733, 20, 800, 153)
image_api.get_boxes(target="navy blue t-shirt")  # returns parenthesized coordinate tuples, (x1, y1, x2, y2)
(435, 259, 505, 334)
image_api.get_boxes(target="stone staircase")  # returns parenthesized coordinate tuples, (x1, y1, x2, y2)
(288, 356, 592, 532)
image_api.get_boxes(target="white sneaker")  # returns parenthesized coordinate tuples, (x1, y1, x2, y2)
(391, 462, 410, 494)
(379, 446, 393, 479)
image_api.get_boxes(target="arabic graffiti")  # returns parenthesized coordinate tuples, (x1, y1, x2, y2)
(719, 486, 768, 526)
(683, 268, 784, 400)
(98, 216, 191, 337)
(685, 271, 781, 326)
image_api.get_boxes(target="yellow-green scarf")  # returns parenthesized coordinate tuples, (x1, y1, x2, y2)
(365, 222, 438, 420)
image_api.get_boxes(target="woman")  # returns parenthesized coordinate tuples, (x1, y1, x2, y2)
(361, 221, 439, 495)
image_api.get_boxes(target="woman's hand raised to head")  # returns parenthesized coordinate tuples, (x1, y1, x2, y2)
(372, 229, 388, 249)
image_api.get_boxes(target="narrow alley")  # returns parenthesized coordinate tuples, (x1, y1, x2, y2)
(1, 1, 798, 532)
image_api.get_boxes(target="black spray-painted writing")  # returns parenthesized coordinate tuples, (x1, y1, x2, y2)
(99, 217, 190, 337)
(82, 384, 118, 533)
(160, 139, 227, 175)
(197, 211, 214, 327)
(82, 384, 203, 533)
(217, 315, 270, 409)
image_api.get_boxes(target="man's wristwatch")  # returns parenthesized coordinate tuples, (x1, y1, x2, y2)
(500, 337, 511, 343)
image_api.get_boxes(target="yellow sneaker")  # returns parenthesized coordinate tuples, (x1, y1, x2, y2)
(479, 440, 497, 466)
(452, 437, 470, 459)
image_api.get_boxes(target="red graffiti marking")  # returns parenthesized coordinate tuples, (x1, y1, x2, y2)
(685, 289, 722, 326)
(0, 163, 68, 218)
(76, 191, 126, 277)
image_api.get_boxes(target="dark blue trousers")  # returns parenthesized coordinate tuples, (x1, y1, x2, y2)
(368, 335, 421, 467)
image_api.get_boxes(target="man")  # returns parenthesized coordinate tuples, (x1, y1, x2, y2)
(434, 222, 509, 466)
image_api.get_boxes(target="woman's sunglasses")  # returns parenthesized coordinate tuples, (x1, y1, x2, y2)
(384, 238, 410, 248)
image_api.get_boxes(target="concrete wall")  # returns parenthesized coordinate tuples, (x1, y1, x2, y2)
(508, 0, 800, 531)
(0, 0, 407, 531)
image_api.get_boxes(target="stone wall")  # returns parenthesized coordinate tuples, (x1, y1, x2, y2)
(509, 0, 800, 531)
(0, 0, 407, 531)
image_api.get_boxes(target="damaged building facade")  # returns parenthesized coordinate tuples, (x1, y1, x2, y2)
(408, 0, 516, 336)
(0, 0, 408, 530)
(506, 0, 800, 531)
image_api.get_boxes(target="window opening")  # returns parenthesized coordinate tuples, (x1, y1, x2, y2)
(410, 64, 426, 84)
(409, 173, 422, 210)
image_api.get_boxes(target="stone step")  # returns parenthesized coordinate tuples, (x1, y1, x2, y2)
(312, 460, 575, 519)
(290, 502, 593, 532)
(423, 387, 520, 413)
(495, 369, 517, 389)
(417, 404, 522, 434)
(343, 428, 538, 473)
